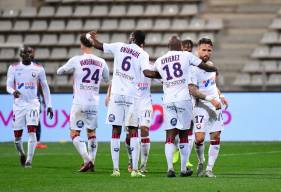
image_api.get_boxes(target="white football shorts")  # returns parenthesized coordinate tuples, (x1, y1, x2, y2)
(13, 101, 40, 130)
(106, 94, 138, 127)
(193, 101, 224, 133)
(136, 96, 153, 128)
(163, 100, 193, 131)
(70, 104, 98, 131)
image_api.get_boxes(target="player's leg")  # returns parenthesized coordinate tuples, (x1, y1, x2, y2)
(124, 128, 132, 172)
(173, 135, 180, 164)
(111, 125, 122, 176)
(140, 125, 150, 173)
(205, 131, 221, 178)
(178, 129, 190, 176)
(87, 129, 97, 171)
(128, 126, 141, 175)
(13, 108, 26, 166)
(35, 120, 47, 149)
(165, 129, 177, 177)
(195, 132, 205, 176)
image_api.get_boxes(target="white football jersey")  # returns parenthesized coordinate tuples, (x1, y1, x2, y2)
(154, 51, 202, 103)
(103, 42, 149, 97)
(6, 62, 52, 108)
(189, 65, 219, 101)
(57, 53, 109, 106)
(136, 61, 153, 98)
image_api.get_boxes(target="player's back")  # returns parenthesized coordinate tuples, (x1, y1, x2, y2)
(154, 51, 196, 103)
(71, 53, 107, 106)
(104, 42, 149, 97)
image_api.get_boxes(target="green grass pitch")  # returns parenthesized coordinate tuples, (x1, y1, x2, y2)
(0, 142, 280, 192)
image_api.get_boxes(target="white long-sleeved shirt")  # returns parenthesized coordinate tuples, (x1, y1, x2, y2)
(6, 62, 52, 108)
(57, 53, 109, 106)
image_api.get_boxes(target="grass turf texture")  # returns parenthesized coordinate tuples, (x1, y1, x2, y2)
(0, 142, 280, 192)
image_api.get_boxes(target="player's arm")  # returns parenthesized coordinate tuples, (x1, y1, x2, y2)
(6, 66, 20, 98)
(102, 62, 110, 83)
(198, 62, 218, 72)
(105, 84, 111, 107)
(57, 58, 75, 75)
(39, 69, 53, 119)
(188, 84, 221, 110)
(89, 31, 104, 51)
(143, 70, 162, 79)
(217, 87, 228, 109)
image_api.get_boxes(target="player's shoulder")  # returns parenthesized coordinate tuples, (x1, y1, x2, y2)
(9, 62, 20, 68)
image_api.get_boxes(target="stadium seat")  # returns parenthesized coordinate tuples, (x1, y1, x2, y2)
(146, 33, 162, 45)
(46, 75, 53, 87)
(261, 31, 279, 44)
(49, 20, 65, 31)
(0, 35, 5, 44)
(153, 19, 170, 30)
(101, 19, 118, 30)
(171, 19, 189, 30)
(189, 18, 205, 30)
(31, 20, 48, 31)
(262, 61, 278, 72)
(36, 48, 50, 59)
(45, 63, 59, 74)
(20, 7, 37, 17)
(91, 5, 108, 16)
(111, 33, 127, 43)
(198, 32, 215, 41)
(270, 18, 281, 29)
(119, 19, 135, 30)
(1, 9, 19, 17)
(154, 47, 168, 58)
(144, 47, 154, 57)
(68, 47, 81, 58)
(270, 46, 281, 58)
(251, 46, 270, 58)
(205, 19, 223, 30)
(83, 19, 100, 31)
(97, 34, 110, 43)
(136, 19, 153, 30)
(0, 48, 15, 59)
(45, 0, 62, 3)
(73, 6, 91, 17)
(0, 62, 7, 73)
(233, 74, 251, 86)
(62, 0, 76, 3)
(144, 4, 161, 16)
(6, 34, 23, 45)
(163, 32, 179, 44)
(58, 34, 75, 45)
(41, 34, 58, 45)
(181, 32, 197, 42)
(242, 62, 262, 72)
(66, 20, 83, 31)
(55, 6, 73, 17)
(50, 48, 68, 59)
(24, 34, 40, 45)
(0, 21, 12, 31)
(13, 20, 30, 31)
(267, 74, 281, 86)
(55, 75, 69, 86)
(179, 4, 198, 16)
(250, 74, 264, 86)
(162, 4, 179, 16)
(127, 5, 144, 16)
(109, 5, 127, 16)
(38, 6, 55, 17)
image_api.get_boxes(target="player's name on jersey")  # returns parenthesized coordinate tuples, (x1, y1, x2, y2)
(120, 47, 140, 58)
(80, 59, 103, 67)
(161, 54, 180, 64)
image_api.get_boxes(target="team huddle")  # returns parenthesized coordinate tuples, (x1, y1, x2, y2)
(6, 30, 228, 178)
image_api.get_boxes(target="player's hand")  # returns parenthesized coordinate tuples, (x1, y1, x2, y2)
(13, 90, 21, 98)
(220, 96, 228, 109)
(105, 96, 110, 107)
(89, 31, 97, 40)
(210, 99, 221, 110)
(47, 107, 53, 119)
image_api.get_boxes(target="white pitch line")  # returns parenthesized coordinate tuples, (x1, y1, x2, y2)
(220, 150, 281, 157)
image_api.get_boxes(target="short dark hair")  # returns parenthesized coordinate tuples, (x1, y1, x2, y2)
(182, 39, 193, 48)
(197, 38, 213, 47)
(132, 30, 145, 46)
(80, 33, 92, 48)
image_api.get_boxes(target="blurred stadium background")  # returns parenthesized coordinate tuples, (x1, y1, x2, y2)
(1, 0, 281, 92)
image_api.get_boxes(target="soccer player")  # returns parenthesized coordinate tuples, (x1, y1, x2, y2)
(143, 35, 217, 177)
(57, 34, 109, 172)
(89, 30, 149, 177)
(188, 38, 228, 178)
(6, 46, 53, 168)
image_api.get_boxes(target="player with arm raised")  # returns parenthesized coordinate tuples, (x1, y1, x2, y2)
(6, 46, 53, 168)
(89, 30, 148, 177)
(188, 38, 228, 178)
(57, 34, 109, 172)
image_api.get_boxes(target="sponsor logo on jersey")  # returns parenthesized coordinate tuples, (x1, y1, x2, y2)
(76, 120, 84, 128)
(170, 118, 177, 126)
(17, 82, 35, 90)
(17, 83, 24, 89)
(137, 82, 149, 91)
(108, 114, 115, 122)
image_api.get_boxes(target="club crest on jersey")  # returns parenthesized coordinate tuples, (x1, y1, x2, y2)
(179, 145, 185, 149)
(170, 118, 177, 126)
(108, 114, 115, 122)
(32, 72, 36, 78)
(76, 120, 84, 128)
(114, 148, 119, 152)
(196, 124, 201, 129)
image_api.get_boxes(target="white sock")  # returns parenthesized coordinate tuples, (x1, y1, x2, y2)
(26, 132, 37, 163)
(130, 137, 139, 171)
(165, 143, 175, 171)
(206, 144, 220, 171)
(73, 136, 90, 163)
(125, 139, 132, 164)
(187, 137, 194, 162)
(174, 136, 179, 150)
(111, 138, 120, 170)
(88, 137, 98, 164)
(179, 142, 189, 172)
(140, 138, 150, 169)
(15, 137, 25, 156)
(195, 143, 205, 164)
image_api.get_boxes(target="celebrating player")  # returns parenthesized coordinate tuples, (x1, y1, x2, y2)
(89, 30, 149, 177)
(57, 34, 109, 172)
(188, 38, 228, 178)
(6, 45, 53, 168)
